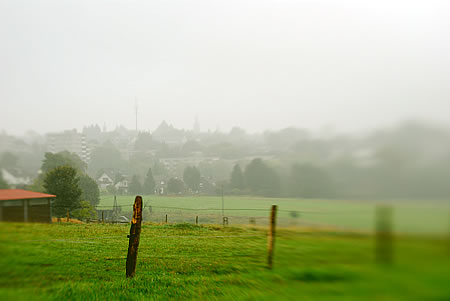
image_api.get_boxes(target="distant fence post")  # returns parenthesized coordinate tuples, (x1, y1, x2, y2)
(66, 210, 70, 222)
(267, 205, 278, 269)
(102, 211, 104, 224)
(448, 211, 450, 256)
(126, 196, 143, 278)
(375, 206, 393, 264)
(196, 216, 198, 225)
(165, 214, 168, 224)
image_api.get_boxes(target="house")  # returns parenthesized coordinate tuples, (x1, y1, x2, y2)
(115, 179, 129, 194)
(0, 189, 56, 223)
(97, 173, 114, 191)
(154, 177, 166, 195)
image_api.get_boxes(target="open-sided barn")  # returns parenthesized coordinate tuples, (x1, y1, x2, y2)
(0, 189, 55, 223)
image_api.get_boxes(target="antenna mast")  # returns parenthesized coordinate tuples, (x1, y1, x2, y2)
(135, 97, 138, 132)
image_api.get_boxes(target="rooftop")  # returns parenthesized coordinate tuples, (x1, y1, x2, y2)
(0, 189, 56, 201)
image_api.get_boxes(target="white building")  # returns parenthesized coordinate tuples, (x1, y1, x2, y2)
(47, 130, 90, 163)
(115, 179, 129, 194)
(97, 173, 114, 191)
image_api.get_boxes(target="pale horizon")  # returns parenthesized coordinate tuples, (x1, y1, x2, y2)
(1, 0, 450, 136)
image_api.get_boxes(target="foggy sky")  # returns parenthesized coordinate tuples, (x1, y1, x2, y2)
(1, 0, 449, 135)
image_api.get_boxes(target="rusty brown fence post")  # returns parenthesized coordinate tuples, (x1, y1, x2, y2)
(267, 205, 277, 269)
(126, 196, 143, 278)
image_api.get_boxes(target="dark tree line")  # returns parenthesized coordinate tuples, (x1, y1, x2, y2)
(229, 159, 334, 198)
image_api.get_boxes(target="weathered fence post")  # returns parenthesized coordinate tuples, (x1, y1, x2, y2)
(375, 205, 393, 264)
(267, 205, 277, 269)
(165, 214, 168, 223)
(66, 210, 70, 222)
(126, 196, 143, 278)
(196, 216, 198, 225)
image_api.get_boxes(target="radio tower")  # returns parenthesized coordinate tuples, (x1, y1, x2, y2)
(135, 97, 138, 133)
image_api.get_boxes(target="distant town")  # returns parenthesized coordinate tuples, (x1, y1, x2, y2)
(1, 119, 449, 199)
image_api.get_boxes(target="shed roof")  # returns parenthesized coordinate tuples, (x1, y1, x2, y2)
(0, 189, 56, 201)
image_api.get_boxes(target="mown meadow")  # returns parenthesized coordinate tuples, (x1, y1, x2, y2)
(0, 221, 449, 300)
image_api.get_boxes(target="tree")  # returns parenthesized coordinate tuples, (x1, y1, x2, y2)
(114, 173, 125, 185)
(152, 160, 169, 177)
(128, 151, 153, 180)
(167, 178, 184, 194)
(72, 201, 97, 221)
(106, 184, 117, 195)
(129, 175, 142, 195)
(41, 151, 87, 174)
(183, 166, 201, 192)
(289, 163, 333, 198)
(33, 152, 88, 193)
(230, 164, 245, 190)
(134, 132, 157, 151)
(0, 152, 19, 170)
(143, 168, 156, 194)
(88, 142, 126, 175)
(43, 166, 82, 217)
(79, 174, 100, 206)
(28, 175, 44, 192)
(244, 159, 281, 197)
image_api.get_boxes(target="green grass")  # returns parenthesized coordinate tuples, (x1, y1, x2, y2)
(0, 222, 449, 300)
(99, 195, 450, 234)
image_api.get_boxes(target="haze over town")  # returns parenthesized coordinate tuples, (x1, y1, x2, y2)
(1, 0, 450, 135)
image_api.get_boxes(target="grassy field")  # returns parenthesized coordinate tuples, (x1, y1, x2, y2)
(99, 195, 450, 234)
(0, 222, 449, 300)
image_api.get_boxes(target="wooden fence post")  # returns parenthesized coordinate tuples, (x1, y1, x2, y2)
(375, 205, 393, 264)
(126, 196, 143, 278)
(102, 211, 104, 224)
(66, 210, 70, 222)
(165, 214, 168, 223)
(267, 205, 277, 269)
(448, 211, 450, 256)
(196, 216, 198, 225)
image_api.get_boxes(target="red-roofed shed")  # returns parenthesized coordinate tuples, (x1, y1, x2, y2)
(0, 189, 56, 223)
